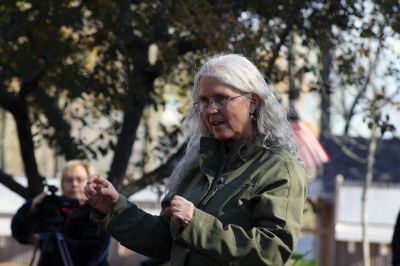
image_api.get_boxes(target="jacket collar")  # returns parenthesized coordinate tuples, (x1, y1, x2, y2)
(199, 136, 265, 177)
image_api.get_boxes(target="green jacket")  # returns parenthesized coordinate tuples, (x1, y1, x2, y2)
(92, 137, 307, 266)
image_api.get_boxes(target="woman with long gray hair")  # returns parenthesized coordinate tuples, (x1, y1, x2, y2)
(84, 53, 307, 266)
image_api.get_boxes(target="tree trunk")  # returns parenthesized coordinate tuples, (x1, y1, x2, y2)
(361, 122, 377, 266)
(13, 101, 44, 197)
(288, 31, 298, 115)
(319, 41, 333, 136)
(107, 0, 153, 189)
(0, 109, 5, 168)
(0, 87, 43, 198)
(108, 106, 144, 189)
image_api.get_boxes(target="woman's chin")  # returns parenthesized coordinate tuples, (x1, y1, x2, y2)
(65, 193, 81, 199)
(212, 132, 233, 141)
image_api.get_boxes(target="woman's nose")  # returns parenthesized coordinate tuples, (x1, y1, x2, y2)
(204, 101, 219, 113)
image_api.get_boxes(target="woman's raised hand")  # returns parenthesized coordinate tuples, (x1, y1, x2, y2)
(83, 174, 119, 214)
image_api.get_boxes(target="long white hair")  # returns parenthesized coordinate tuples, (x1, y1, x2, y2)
(166, 53, 298, 194)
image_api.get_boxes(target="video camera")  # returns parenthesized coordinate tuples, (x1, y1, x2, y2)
(38, 181, 79, 230)
(29, 181, 79, 265)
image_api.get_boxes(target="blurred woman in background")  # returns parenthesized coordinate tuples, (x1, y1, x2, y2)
(12, 160, 110, 266)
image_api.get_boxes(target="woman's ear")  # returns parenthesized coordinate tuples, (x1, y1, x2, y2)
(250, 94, 261, 113)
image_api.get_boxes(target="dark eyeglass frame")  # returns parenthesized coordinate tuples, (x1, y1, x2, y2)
(193, 92, 251, 113)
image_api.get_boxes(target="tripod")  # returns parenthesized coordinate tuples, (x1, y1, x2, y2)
(30, 230, 74, 266)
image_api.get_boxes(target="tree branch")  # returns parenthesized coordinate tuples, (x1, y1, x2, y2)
(19, 65, 46, 100)
(343, 37, 383, 135)
(0, 85, 18, 114)
(33, 88, 85, 160)
(0, 170, 30, 199)
(0, 83, 43, 199)
(121, 141, 187, 197)
(331, 135, 367, 164)
(265, 25, 291, 78)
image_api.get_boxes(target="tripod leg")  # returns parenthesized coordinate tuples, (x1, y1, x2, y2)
(55, 232, 74, 266)
(36, 232, 52, 266)
(29, 243, 40, 266)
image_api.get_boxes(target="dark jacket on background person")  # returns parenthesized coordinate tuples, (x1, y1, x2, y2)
(12, 200, 110, 266)
(392, 210, 400, 266)
(92, 137, 307, 266)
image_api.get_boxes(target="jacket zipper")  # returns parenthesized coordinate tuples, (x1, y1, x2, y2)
(198, 154, 227, 208)
(199, 179, 224, 208)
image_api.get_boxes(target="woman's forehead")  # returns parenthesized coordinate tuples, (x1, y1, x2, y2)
(64, 165, 88, 178)
(199, 76, 240, 95)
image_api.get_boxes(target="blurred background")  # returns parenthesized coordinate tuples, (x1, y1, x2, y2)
(0, 0, 399, 265)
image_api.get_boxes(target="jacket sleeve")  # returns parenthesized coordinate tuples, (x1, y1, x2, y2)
(91, 194, 172, 261)
(173, 159, 307, 265)
(11, 201, 41, 244)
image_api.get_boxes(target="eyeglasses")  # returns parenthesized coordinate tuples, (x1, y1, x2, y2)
(193, 93, 251, 113)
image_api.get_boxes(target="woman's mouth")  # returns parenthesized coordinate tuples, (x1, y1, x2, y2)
(211, 121, 224, 126)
